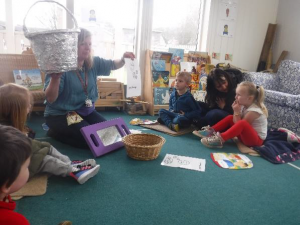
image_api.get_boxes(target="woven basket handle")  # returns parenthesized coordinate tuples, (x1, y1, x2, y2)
(23, 0, 79, 36)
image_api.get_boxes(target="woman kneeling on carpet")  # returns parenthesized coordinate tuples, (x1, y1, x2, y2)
(194, 81, 268, 149)
(44, 28, 135, 148)
(0, 83, 99, 184)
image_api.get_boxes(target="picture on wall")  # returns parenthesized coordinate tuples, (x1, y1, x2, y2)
(212, 52, 220, 60)
(218, 2, 238, 21)
(225, 54, 233, 61)
(217, 20, 235, 37)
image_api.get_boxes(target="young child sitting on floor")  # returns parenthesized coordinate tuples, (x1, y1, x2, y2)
(0, 125, 32, 225)
(0, 83, 99, 184)
(158, 71, 201, 132)
(194, 81, 268, 148)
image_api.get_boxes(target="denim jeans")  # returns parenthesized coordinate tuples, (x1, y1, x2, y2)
(159, 109, 191, 128)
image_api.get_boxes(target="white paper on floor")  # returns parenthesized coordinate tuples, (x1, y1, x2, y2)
(161, 154, 206, 172)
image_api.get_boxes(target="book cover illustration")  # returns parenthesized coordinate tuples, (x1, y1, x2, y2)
(180, 62, 197, 72)
(153, 87, 170, 105)
(169, 48, 184, 77)
(152, 59, 166, 71)
(188, 51, 209, 73)
(192, 90, 206, 102)
(152, 71, 169, 88)
(13, 69, 43, 91)
(211, 153, 253, 169)
(152, 51, 173, 63)
(199, 73, 207, 91)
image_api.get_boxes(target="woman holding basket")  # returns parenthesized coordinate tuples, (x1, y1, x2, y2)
(44, 28, 135, 148)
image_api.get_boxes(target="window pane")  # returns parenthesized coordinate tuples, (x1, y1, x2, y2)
(0, 0, 5, 24)
(74, 0, 138, 83)
(152, 0, 202, 52)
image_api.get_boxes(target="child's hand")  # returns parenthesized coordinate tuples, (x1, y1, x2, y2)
(232, 100, 241, 114)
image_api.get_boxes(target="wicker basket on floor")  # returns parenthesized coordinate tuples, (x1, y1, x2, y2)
(122, 133, 166, 161)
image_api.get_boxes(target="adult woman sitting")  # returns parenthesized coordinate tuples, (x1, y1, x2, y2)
(193, 68, 237, 129)
(44, 28, 135, 148)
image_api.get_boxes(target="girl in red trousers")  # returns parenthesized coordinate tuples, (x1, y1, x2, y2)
(194, 81, 268, 148)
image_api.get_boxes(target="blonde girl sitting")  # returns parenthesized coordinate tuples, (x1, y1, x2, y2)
(194, 81, 268, 148)
(0, 83, 99, 184)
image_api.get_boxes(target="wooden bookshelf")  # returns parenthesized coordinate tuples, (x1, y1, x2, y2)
(143, 50, 169, 116)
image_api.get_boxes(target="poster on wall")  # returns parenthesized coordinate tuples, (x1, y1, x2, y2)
(212, 52, 220, 60)
(218, 2, 238, 21)
(217, 20, 236, 37)
(225, 54, 233, 61)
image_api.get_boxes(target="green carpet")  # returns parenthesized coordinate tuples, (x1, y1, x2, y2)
(16, 110, 300, 225)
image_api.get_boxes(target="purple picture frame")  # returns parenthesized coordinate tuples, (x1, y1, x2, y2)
(80, 118, 131, 157)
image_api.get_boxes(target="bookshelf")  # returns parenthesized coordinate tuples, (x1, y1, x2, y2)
(143, 50, 191, 116)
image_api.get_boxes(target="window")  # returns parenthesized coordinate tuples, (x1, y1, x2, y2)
(74, 0, 139, 83)
(151, 0, 203, 52)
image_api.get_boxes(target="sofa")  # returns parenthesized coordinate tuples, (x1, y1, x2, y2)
(243, 60, 300, 134)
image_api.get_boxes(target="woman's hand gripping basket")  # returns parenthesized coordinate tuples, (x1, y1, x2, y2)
(122, 134, 166, 160)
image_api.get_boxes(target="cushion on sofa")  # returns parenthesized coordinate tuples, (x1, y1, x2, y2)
(277, 60, 300, 95)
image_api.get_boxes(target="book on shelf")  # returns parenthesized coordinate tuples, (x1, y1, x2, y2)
(153, 87, 170, 105)
(152, 71, 169, 88)
(192, 90, 206, 102)
(13, 69, 43, 91)
(169, 48, 185, 77)
(180, 62, 197, 72)
(188, 51, 209, 73)
(152, 51, 173, 63)
(151, 59, 166, 71)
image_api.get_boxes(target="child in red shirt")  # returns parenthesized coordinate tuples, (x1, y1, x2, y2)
(0, 125, 31, 225)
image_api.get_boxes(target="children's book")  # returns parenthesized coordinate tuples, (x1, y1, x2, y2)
(180, 62, 197, 72)
(13, 69, 43, 91)
(188, 51, 209, 73)
(153, 87, 170, 105)
(152, 71, 169, 88)
(199, 73, 207, 91)
(211, 153, 253, 169)
(152, 59, 166, 71)
(129, 118, 157, 125)
(192, 90, 206, 102)
(152, 51, 173, 63)
(169, 48, 185, 77)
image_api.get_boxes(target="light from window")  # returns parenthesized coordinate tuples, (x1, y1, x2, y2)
(152, 0, 202, 52)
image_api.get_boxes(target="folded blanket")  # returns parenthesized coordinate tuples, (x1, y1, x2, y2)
(253, 129, 300, 164)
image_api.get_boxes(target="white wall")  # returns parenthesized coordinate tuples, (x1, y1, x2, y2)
(206, 0, 278, 71)
(273, 0, 300, 63)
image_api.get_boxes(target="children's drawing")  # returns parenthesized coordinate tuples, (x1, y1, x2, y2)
(124, 58, 141, 98)
(211, 153, 253, 169)
(161, 154, 206, 172)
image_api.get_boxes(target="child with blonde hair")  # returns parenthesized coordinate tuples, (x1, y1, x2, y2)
(158, 71, 201, 131)
(0, 83, 99, 184)
(194, 81, 268, 148)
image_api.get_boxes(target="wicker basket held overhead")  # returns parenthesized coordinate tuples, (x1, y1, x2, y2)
(23, 0, 80, 74)
(123, 134, 166, 161)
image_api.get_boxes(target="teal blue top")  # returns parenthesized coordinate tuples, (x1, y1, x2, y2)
(44, 57, 114, 117)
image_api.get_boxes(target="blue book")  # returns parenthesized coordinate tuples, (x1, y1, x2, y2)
(168, 48, 184, 65)
(152, 59, 166, 71)
(153, 87, 170, 105)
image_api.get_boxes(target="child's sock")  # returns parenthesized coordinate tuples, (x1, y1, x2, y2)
(69, 164, 100, 184)
(169, 123, 180, 132)
(71, 159, 96, 168)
